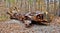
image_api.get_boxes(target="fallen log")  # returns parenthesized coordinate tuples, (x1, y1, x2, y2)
(7, 11, 50, 27)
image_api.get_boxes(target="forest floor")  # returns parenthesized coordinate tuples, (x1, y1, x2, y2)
(0, 17, 60, 33)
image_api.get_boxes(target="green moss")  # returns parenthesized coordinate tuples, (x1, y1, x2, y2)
(0, 14, 9, 21)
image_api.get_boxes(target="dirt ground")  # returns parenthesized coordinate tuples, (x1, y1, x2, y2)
(0, 17, 60, 33)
